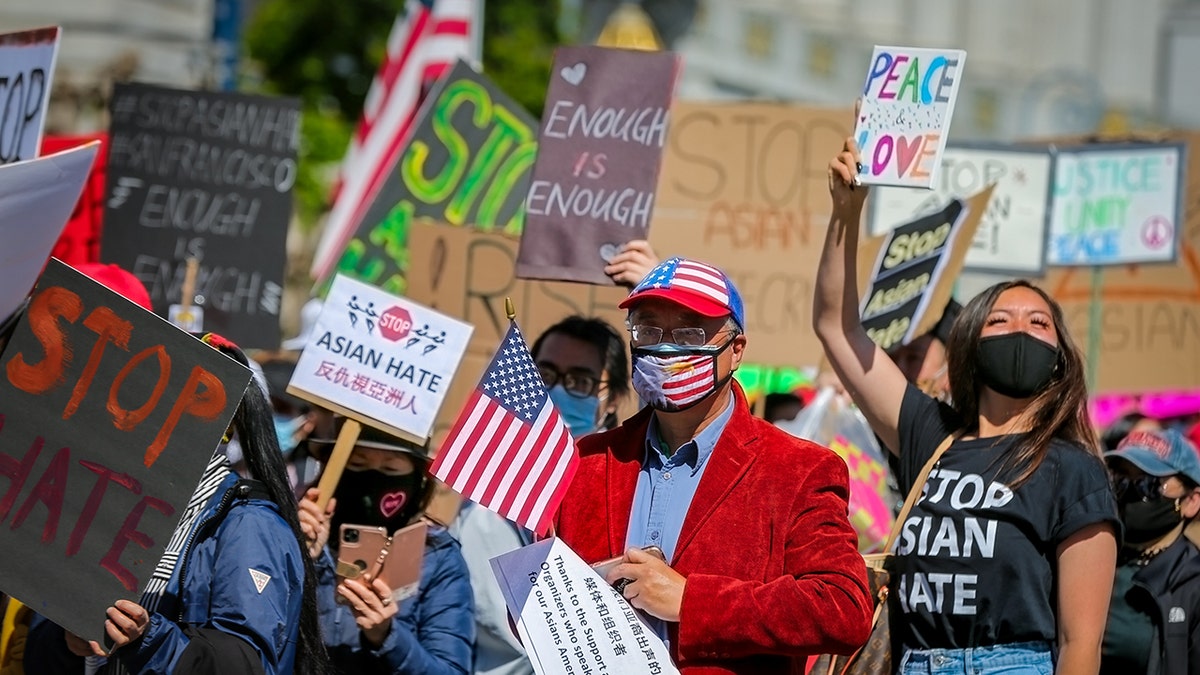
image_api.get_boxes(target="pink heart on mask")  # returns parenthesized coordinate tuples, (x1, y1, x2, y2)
(379, 491, 408, 518)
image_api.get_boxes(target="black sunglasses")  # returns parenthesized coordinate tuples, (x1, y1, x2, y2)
(1112, 474, 1164, 502)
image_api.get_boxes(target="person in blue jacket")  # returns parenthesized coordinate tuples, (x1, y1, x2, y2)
(299, 417, 473, 675)
(24, 333, 330, 675)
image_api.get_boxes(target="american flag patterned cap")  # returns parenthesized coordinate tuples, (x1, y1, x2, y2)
(619, 257, 745, 330)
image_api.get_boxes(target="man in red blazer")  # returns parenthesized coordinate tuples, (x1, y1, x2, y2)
(556, 257, 873, 674)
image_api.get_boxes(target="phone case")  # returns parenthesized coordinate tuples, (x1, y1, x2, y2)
(336, 524, 389, 582)
(379, 521, 428, 602)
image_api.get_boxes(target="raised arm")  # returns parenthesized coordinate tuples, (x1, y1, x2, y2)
(812, 136, 910, 454)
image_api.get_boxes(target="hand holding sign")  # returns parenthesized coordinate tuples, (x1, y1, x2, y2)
(517, 45, 682, 285)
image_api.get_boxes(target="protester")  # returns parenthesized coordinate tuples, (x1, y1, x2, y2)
(0, 595, 30, 675)
(298, 418, 473, 675)
(763, 392, 804, 424)
(25, 333, 330, 675)
(1102, 429, 1200, 675)
(455, 315, 630, 675)
(814, 138, 1119, 674)
(1102, 412, 1162, 452)
(257, 356, 322, 494)
(888, 299, 960, 403)
(556, 257, 873, 673)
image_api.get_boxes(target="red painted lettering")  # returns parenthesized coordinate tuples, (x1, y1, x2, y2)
(0, 417, 43, 522)
(11, 446, 69, 544)
(69, 460, 141, 556)
(108, 345, 170, 431)
(100, 495, 174, 592)
(63, 307, 133, 420)
(5, 286, 83, 394)
(145, 366, 225, 467)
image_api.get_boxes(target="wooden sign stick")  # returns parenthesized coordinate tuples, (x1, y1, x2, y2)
(181, 258, 199, 313)
(316, 418, 361, 511)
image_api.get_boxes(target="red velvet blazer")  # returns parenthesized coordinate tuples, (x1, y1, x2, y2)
(556, 384, 873, 675)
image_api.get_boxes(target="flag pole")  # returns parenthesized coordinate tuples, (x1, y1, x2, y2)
(505, 297, 515, 321)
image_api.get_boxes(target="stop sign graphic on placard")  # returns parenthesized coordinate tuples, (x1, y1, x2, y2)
(380, 306, 413, 341)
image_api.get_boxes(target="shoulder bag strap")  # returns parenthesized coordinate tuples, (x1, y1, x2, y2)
(882, 433, 958, 553)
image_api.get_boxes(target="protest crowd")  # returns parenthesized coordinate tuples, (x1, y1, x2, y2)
(2, 4, 1200, 675)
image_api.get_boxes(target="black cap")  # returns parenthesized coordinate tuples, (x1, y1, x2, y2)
(931, 299, 962, 345)
(258, 358, 310, 413)
(309, 415, 432, 463)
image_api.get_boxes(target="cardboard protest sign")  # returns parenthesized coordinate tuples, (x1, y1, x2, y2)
(854, 46, 966, 188)
(0, 259, 251, 644)
(860, 199, 970, 350)
(868, 145, 1054, 275)
(100, 83, 301, 348)
(289, 274, 472, 443)
(406, 222, 628, 439)
(0, 27, 60, 165)
(328, 60, 539, 293)
(42, 134, 109, 266)
(0, 142, 100, 322)
(649, 101, 851, 369)
(1047, 143, 1185, 266)
(490, 538, 680, 675)
(516, 45, 682, 285)
(1045, 131, 1200, 394)
(858, 187, 993, 345)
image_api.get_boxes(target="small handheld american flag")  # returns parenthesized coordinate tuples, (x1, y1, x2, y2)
(431, 321, 577, 535)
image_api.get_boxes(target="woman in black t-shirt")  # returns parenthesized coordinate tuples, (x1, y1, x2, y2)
(813, 135, 1119, 675)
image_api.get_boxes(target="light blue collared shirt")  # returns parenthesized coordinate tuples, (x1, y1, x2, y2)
(625, 395, 735, 562)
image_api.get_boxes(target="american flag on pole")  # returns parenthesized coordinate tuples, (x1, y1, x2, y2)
(432, 322, 578, 535)
(311, 0, 474, 283)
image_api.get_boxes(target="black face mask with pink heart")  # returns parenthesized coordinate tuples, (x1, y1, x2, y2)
(331, 468, 425, 539)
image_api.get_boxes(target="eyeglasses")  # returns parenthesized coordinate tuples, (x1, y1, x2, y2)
(629, 325, 731, 348)
(537, 364, 600, 398)
(1112, 474, 1165, 502)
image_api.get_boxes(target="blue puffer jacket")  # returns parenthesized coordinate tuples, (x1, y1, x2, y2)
(317, 526, 474, 675)
(25, 474, 306, 675)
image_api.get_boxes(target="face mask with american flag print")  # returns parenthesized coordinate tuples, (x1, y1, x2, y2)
(631, 340, 732, 412)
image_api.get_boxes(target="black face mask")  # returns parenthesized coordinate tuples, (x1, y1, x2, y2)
(1121, 497, 1181, 546)
(331, 469, 424, 539)
(975, 332, 1059, 399)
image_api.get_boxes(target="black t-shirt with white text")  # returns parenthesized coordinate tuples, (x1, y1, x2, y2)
(893, 384, 1119, 650)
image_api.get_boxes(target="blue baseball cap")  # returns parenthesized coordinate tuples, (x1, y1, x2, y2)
(1106, 429, 1200, 486)
(619, 257, 746, 330)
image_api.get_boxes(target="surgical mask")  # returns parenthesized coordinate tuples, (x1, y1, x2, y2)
(273, 414, 305, 456)
(632, 340, 733, 412)
(976, 332, 1059, 399)
(548, 385, 600, 436)
(331, 468, 424, 538)
(1121, 496, 1181, 546)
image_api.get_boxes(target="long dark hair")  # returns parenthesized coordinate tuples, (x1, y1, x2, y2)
(202, 335, 331, 675)
(946, 280, 1100, 487)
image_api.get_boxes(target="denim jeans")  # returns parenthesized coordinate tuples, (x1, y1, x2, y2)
(898, 641, 1054, 675)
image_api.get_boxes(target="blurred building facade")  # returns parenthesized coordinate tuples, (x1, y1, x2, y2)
(2, 0, 221, 132)
(676, 0, 1189, 141)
